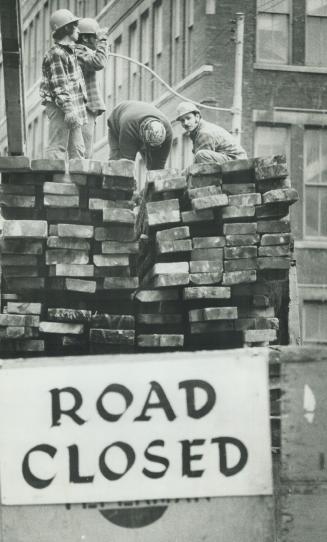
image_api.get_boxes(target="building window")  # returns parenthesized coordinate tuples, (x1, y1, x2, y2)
(107, 39, 114, 112)
(303, 300, 327, 343)
(182, 134, 193, 169)
(170, 137, 182, 169)
(28, 21, 34, 88)
(306, 0, 327, 66)
(128, 22, 139, 99)
(171, 0, 181, 84)
(254, 125, 290, 162)
(304, 128, 327, 238)
(35, 13, 42, 84)
(256, 0, 291, 64)
(140, 10, 151, 101)
(184, 0, 194, 73)
(153, 1, 163, 97)
(114, 36, 123, 104)
(43, 2, 50, 56)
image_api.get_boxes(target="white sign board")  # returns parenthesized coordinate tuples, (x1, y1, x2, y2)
(0, 350, 272, 505)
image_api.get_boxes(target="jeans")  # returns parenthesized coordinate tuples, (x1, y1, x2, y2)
(82, 109, 97, 159)
(45, 103, 85, 160)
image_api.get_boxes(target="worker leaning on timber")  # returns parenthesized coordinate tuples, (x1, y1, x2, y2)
(75, 18, 110, 158)
(176, 102, 247, 165)
(107, 100, 173, 170)
(39, 9, 87, 160)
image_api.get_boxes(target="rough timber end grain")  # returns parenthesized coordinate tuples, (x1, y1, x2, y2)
(102, 159, 135, 178)
(2, 220, 48, 238)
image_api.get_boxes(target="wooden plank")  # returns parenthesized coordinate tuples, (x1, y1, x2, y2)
(0, 0, 26, 155)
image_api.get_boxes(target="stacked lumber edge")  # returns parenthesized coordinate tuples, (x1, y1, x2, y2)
(0, 154, 298, 357)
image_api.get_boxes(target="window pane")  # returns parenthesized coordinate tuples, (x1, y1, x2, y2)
(254, 126, 290, 160)
(320, 302, 327, 336)
(154, 2, 163, 55)
(258, 0, 290, 13)
(304, 301, 327, 342)
(307, 0, 327, 16)
(320, 187, 327, 235)
(257, 14, 288, 63)
(306, 17, 327, 65)
(305, 186, 319, 235)
(321, 131, 327, 182)
(305, 129, 320, 183)
(304, 302, 321, 339)
(304, 303, 320, 339)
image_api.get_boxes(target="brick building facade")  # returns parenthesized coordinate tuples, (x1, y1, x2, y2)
(0, 0, 326, 344)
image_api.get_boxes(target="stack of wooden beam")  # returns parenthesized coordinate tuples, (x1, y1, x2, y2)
(135, 170, 190, 350)
(0, 157, 138, 356)
(0, 154, 297, 355)
(136, 155, 298, 349)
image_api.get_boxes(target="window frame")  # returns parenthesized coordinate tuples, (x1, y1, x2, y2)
(305, 0, 327, 66)
(256, 0, 292, 65)
(303, 126, 327, 240)
(254, 123, 291, 163)
(302, 299, 327, 343)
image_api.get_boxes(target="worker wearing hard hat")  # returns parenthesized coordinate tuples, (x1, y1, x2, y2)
(176, 102, 247, 164)
(76, 18, 110, 158)
(40, 9, 87, 159)
(107, 101, 173, 170)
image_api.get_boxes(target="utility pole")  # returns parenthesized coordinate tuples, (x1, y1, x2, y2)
(231, 12, 244, 145)
(0, 0, 27, 155)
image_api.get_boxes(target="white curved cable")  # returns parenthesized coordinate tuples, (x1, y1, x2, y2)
(109, 52, 233, 114)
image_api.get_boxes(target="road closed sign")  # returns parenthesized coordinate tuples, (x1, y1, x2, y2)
(0, 349, 272, 505)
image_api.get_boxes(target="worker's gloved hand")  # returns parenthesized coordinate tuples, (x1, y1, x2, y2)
(97, 27, 109, 40)
(64, 111, 80, 128)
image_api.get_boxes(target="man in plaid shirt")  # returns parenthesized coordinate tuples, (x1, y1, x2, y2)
(76, 18, 110, 158)
(40, 9, 87, 160)
(176, 102, 247, 165)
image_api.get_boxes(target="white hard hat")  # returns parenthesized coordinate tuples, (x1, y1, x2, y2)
(78, 18, 100, 34)
(140, 119, 166, 147)
(50, 9, 80, 34)
(176, 101, 200, 121)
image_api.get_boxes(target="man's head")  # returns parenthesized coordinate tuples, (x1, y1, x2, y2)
(50, 9, 80, 43)
(176, 102, 201, 134)
(77, 18, 100, 50)
(140, 119, 166, 147)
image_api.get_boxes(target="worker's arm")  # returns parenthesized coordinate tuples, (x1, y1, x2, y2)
(48, 51, 74, 113)
(194, 130, 216, 152)
(76, 38, 108, 72)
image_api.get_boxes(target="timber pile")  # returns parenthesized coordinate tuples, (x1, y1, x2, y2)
(0, 157, 138, 356)
(136, 155, 298, 350)
(0, 154, 298, 356)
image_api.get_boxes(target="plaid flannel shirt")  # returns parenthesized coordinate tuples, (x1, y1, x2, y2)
(190, 119, 247, 159)
(40, 43, 87, 125)
(75, 38, 108, 115)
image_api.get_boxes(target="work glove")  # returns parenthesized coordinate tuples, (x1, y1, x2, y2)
(97, 27, 110, 40)
(64, 111, 80, 128)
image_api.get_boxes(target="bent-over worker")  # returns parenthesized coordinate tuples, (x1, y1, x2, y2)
(176, 102, 247, 165)
(107, 101, 173, 170)
(76, 18, 109, 158)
